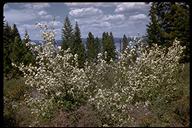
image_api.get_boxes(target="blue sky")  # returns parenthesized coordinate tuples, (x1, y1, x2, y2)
(3, 2, 151, 40)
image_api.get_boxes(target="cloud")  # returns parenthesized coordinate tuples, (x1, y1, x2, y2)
(50, 21, 62, 27)
(65, 2, 118, 8)
(23, 3, 50, 10)
(91, 21, 111, 28)
(20, 24, 36, 29)
(37, 20, 62, 28)
(17, 24, 37, 36)
(4, 2, 150, 39)
(38, 10, 52, 19)
(4, 9, 37, 23)
(102, 14, 125, 21)
(115, 2, 147, 13)
(74, 13, 126, 30)
(129, 14, 147, 20)
(69, 7, 103, 18)
(4, 3, 53, 24)
(38, 10, 47, 16)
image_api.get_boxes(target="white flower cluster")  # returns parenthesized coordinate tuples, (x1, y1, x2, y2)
(13, 23, 185, 126)
(13, 23, 89, 122)
(84, 39, 185, 126)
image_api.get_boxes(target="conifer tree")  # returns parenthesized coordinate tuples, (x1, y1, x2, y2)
(61, 16, 74, 51)
(3, 23, 34, 78)
(102, 32, 109, 59)
(73, 22, 85, 68)
(147, 2, 190, 62)
(119, 39, 122, 53)
(22, 30, 35, 65)
(86, 32, 96, 62)
(94, 36, 101, 57)
(3, 22, 12, 77)
(146, 3, 161, 46)
(122, 34, 129, 51)
(11, 24, 22, 43)
(102, 32, 116, 62)
(108, 32, 116, 61)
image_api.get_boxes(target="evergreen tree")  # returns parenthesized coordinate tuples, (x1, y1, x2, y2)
(73, 22, 85, 68)
(102, 32, 107, 54)
(102, 32, 116, 62)
(101, 32, 106, 59)
(61, 16, 74, 51)
(22, 30, 35, 65)
(3, 22, 12, 77)
(9, 36, 23, 78)
(8, 24, 25, 78)
(11, 24, 22, 43)
(86, 32, 96, 62)
(9, 24, 24, 65)
(3, 23, 34, 79)
(122, 34, 129, 51)
(119, 39, 122, 53)
(108, 32, 116, 61)
(147, 2, 190, 62)
(146, 2, 161, 46)
(170, 3, 190, 62)
(94, 36, 101, 57)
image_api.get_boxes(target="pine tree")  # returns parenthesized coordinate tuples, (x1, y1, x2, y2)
(10, 36, 23, 77)
(61, 16, 74, 51)
(73, 22, 85, 68)
(3, 22, 12, 77)
(108, 32, 116, 61)
(146, 2, 162, 46)
(94, 36, 101, 57)
(10, 24, 24, 65)
(3, 23, 37, 79)
(122, 34, 129, 51)
(11, 24, 22, 43)
(86, 32, 96, 62)
(102, 32, 107, 54)
(102, 32, 116, 62)
(147, 2, 190, 62)
(119, 39, 122, 53)
(170, 3, 190, 62)
(22, 30, 35, 65)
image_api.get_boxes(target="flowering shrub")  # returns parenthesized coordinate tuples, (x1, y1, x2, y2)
(12, 23, 89, 124)
(13, 23, 186, 126)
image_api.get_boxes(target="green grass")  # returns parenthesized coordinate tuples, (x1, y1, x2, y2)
(3, 77, 31, 127)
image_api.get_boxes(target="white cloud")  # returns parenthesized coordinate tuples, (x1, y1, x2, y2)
(91, 21, 111, 28)
(65, 2, 118, 7)
(20, 24, 36, 29)
(38, 10, 52, 19)
(18, 24, 36, 37)
(69, 7, 103, 18)
(103, 14, 125, 21)
(38, 10, 47, 16)
(4, 3, 54, 23)
(38, 20, 62, 28)
(23, 3, 50, 10)
(4, 9, 37, 23)
(44, 15, 52, 19)
(129, 14, 147, 20)
(115, 2, 147, 13)
(50, 21, 62, 27)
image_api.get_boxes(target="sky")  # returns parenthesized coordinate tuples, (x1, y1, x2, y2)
(3, 2, 151, 40)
